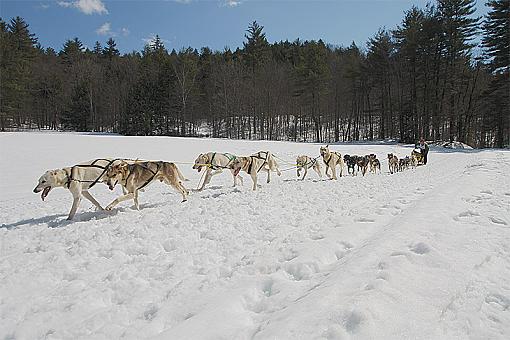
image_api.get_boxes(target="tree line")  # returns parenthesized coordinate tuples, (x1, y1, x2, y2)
(0, 0, 508, 147)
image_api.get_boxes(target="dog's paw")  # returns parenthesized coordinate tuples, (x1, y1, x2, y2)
(105, 205, 114, 211)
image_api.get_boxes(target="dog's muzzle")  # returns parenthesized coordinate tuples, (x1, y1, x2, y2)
(34, 186, 51, 201)
(108, 180, 117, 191)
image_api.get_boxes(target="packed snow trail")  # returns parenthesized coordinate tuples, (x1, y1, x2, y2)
(1, 132, 509, 340)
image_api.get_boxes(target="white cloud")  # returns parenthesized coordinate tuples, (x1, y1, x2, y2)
(95, 23, 130, 37)
(223, 0, 242, 7)
(57, 1, 72, 8)
(39, 3, 50, 9)
(58, 0, 108, 15)
(173, 0, 242, 6)
(142, 33, 170, 45)
(96, 22, 115, 36)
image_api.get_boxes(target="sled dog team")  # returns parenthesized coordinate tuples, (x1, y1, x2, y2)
(33, 146, 415, 220)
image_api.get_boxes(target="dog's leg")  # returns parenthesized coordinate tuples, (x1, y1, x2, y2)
(177, 182, 188, 202)
(230, 169, 238, 187)
(168, 178, 188, 202)
(331, 166, 337, 180)
(198, 169, 212, 191)
(67, 192, 81, 220)
(231, 170, 243, 187)
(302, 166, 308, 180)
(315, 165, 322, 178)
(106, 193, 134, 210)
(82, 190, 104, 211)
(233, 171, 237, 187)
(266, 168, 271, 183)
(238, 174, 244, 186)
(133, 190, 140, 210)
(251, 172, 257, 191)
(276, 165, 282, 176)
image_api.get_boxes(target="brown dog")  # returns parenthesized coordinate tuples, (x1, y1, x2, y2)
(105, 161, 188, 210)
(387, 153, 399, 174)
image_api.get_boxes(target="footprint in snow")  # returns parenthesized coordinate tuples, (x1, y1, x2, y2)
(143, 304, 158, 321)
(355, 217, 375, 223)
(489, 217, 508, 226)
(409, 242, 430, 255)
(340, 241, 354, 249)
(454, 210, 481, 221)
(310, 233, 325, 240)
(342, 310, 364, 334)
(485, 293, 510, 311)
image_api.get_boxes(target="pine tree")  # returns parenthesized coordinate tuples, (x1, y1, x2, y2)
(1, 17, 38, 128)
(482, 0, 509, 73)
(102, 37, 120, 60)
(367, 29, 395, 140)
(60, 37, 84, 65)
(93, 41, 102, 55)
(61, 81, 90, 131)
(437, 0, 480, 141)
(243, 21, 269, 72)
(294, 40, 330, 141)
(481, 0, 509, 147)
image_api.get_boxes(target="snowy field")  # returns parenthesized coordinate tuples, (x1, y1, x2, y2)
(1, 132, 509, 340)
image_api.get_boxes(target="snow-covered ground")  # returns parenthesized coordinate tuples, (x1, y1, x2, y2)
(1, 132, 509, 340)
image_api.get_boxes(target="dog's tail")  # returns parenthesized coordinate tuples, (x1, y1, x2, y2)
(175, 165, 189, 182)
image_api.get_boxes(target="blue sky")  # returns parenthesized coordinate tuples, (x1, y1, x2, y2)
(1, 0, 489, 53)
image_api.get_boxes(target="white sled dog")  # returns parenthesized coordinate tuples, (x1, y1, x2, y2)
(251, 151, 282, 183)
(33, 158, 130, 220)
(193, 152, 242, 191)
(230, 155, 270, 191)
(104, 161, 188, 210)
(320, 145, 344, 180)
(296, 155, 322, 180)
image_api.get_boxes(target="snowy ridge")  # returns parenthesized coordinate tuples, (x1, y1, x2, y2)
(1, 132, 509, 340)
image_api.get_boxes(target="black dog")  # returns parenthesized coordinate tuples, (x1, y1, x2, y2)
(357, 155, 370, 176)
(344, 154, 358, 176)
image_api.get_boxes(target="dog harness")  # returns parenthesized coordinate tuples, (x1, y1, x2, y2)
(298, 156, 318, 169)
(208, 153, 237, 170)
(323, 151, 342, 169)
(64, 158, 117, 188)
(130, 162, 162, 191)
(252, 151, 270, 173)
(244, 156, 265, 174)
